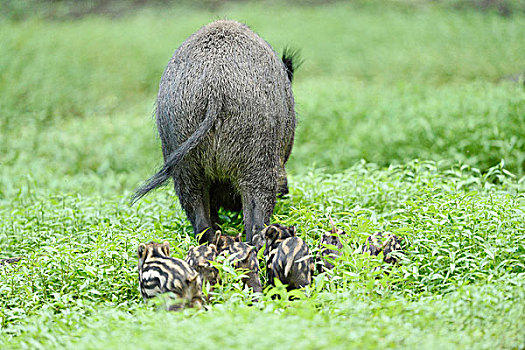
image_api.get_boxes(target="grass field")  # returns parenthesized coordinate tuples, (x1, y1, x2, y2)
(1, 1, 524, 349)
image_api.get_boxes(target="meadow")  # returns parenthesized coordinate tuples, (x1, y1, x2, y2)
(0, 1, 524, 349)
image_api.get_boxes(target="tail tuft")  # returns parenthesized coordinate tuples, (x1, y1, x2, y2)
(282, 47, 303, 82)
(130, 166, 172, 205)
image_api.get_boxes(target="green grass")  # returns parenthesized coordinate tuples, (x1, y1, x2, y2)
(1, 2, 525, 176)
(1, 162, 524, 349)
(1, 2, 524, 349)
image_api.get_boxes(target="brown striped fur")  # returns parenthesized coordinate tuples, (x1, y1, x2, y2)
(318, 228, 344, 272)
(0, 257, 22, 265)
(137, 241, 203, 310)
(260, 223, 296, 258)
(362, 232, 403, 264)
(214, 232, 263, 293)
(186, 244, 219, 286)
(252, 232, 266, 252)
(212, 231, 242, 253)
(268, 236, 314, 290)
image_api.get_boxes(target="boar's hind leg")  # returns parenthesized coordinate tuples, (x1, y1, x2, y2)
(173, 173, 213, 244)
(241, 183, 276, 245)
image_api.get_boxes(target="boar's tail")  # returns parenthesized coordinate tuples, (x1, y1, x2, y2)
(282, 47, 303, 83)
(130, 100, 221, 205)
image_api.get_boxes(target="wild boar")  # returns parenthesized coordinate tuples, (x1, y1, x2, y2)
(186, 244, 220, 287)
(260, 224, 313, 290)
(132, 20, 298, 245)
(137, 241, 203, 311)
(318, 227, 344, 272)
(362, 232, 403, 264)
(214, 231, 263, 293)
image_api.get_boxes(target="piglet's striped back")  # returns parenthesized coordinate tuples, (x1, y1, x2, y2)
(138, 241, 203, 310)
(269, 236, 314, 290)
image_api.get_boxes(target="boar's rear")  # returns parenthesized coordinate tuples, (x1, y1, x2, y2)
(132, 20, 296, 244)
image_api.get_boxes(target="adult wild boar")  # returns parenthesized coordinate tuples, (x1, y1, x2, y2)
(132, 20, 298, 245)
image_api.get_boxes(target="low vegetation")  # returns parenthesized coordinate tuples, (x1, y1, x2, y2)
(0, 1, 523, 349)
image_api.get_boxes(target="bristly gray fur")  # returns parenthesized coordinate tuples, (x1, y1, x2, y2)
(131, 100, 221, 203)
(131, 20, 296, 245)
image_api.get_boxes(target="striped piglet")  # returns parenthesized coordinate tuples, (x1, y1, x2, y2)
(138, 241, 203, 310)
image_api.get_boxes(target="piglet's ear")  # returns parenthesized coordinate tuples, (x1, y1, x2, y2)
(265, 226, 278, 241)
(212, 230, 222, 246)
(187, 273, 198, 283)
(161, 241, 170, 256)
(234, 233, 242, 242)
(289, 226, 297, 236)
(328, 214, 336, 232)
(137, 243, 146, 258)
(259, 226, 268, 240)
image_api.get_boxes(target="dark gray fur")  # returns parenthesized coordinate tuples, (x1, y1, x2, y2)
(132, 20, 296, 245)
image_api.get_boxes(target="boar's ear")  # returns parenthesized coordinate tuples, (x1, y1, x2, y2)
(137, 243, 147, 258)
(161, 241, 170, 256)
